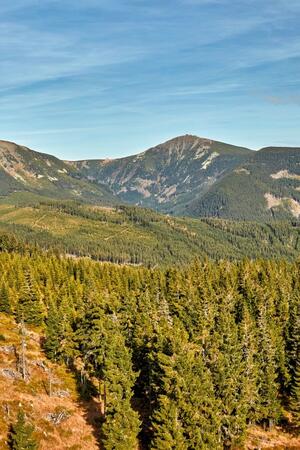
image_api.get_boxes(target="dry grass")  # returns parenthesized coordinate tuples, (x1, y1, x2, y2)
(245, 424, 300, 449)
(0, 313, 100, 449)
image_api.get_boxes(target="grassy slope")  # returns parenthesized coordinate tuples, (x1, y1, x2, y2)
(0, 197, 299, 265)
(0, 313, 101, 450)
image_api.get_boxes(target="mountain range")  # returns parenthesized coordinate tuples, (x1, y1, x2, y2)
(1, 135, 300, 221)
(69, 135, 251, 214)
(0, 139, 115, 204)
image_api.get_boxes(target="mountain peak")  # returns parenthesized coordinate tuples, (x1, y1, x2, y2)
(70, 135, 251, 213)
(0, 139, 25, 155)
(158, 134, 213, 148)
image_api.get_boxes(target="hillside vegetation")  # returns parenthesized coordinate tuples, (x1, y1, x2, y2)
(0, 140, 115, 205)
(70, 135, 251, 214)
(0, 313, 102, 449)
(0, 252, 300, 448)
(0, 198, 300, 265)
(191, 146, 300, 221)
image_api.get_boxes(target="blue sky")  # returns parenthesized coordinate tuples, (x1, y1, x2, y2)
(0, 0, 300, 159)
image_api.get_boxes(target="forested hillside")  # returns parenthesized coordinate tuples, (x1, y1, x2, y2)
(1, 138, 300, 449)
(0, 199, 300, 265)
(190, 146, 300, 221)
(0, 140, 116, 204)
(0, 314, 101, 449)
(2, 137, 300, 222)
(0, 252, 300, 448)
(70, 135, 251, 214)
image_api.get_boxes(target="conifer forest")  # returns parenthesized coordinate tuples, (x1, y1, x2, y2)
(1, 248, 300, 448)
(1, 2, 300, 447)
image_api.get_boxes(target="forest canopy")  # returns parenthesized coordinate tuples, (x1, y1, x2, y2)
(1, 250, 300, 448)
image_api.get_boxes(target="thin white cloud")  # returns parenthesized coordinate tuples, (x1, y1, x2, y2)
(159, 82, 242, 97)
(231, 38, 300, 70)
(0, 20, 148, 90)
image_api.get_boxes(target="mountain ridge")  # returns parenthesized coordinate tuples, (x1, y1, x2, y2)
(69, 134, 252, 214)
(189, 144, 300, 220)
(1, 135, 300, 221)
(0, 139, 116, 205)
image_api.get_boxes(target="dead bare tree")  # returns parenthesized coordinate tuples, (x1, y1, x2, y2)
(17, 318, 29, 381)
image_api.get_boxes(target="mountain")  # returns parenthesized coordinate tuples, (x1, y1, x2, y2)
(189, 146, 300, 220)
(68, 135, 252, 214)
(1, 137, 300, 222)
(0, 140, 116, 204)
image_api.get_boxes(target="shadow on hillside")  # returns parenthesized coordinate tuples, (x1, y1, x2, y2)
(279, 415, 300, 440)
(69, 362, 104, 449)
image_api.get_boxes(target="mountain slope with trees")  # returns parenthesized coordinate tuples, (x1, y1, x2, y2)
(1, 252, 300, 448)
(0, 313, 102, 449)
(1, 137, 300, 222)
(0, 140, 116, 205)
(188, 146, 300, 221)
(69, 134, 252, 214)
(0, 199, 300, 265)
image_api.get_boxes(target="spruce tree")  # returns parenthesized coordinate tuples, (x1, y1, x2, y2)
(209, 292, 248, 447)
(150, 323, 220, 449)
(256, 302, 281, 428)
(0, 284, 11, 313)
(16, 271, 44, 326)
(287, 301, 300, 384)
(76, 301, 141, 449)
(44, 300, 62, 361)
(9, 409, 38, 450)
(290, 359, 300, 426)
(151, 396, 187, 450)
(238, 302, 259, 424)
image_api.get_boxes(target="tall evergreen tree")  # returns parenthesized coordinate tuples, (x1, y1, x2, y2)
(209, 291, 249, 447)
(76, 301, 140, 449)
(0, 283, 11, 313)
(16, 271, 44, 326)
(290, 359, 300, 426)
(256, 302, 281, 428)
(44, 299, 63, 361)
(151, 396, 187, 450)
(287, 300, 300, 384)
(9, 409, 38, 450)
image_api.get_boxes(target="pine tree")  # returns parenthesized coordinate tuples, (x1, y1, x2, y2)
(16, 271, 44, 326)
(44, 300, 62, 361)
(151, 396, 187, 450)
(0, 284, 11, 313)
(76, 301, 141, 449)
(9, 409, 38, 450)
(290, 359, 300, 426)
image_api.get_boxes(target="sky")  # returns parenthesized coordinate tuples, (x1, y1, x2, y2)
(0, 0, 300, 160)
